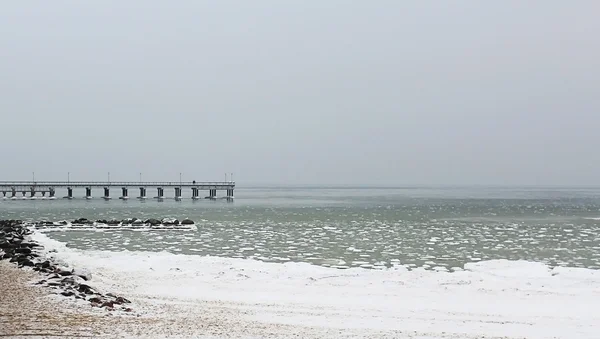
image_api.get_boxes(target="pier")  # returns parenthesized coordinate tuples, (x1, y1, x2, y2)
(0, 181, 235, 200)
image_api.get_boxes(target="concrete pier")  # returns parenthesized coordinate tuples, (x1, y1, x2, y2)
(155, 187, 164, 199)
(0, 180, 235, 201)
(120, 187, 129, 200)
(138, 187, 147, 199)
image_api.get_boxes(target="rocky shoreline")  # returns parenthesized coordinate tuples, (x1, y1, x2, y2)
(0, 219, 174, 313)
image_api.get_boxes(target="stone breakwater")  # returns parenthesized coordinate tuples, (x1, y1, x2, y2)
(29, 217, 196, 230)
(0, 219, 133, 312)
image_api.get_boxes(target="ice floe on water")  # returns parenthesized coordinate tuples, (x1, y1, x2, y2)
(28, 231, 600, 339)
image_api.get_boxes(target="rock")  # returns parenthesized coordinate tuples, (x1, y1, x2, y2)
(101, 301, 115, 308)
(145, 218, 161, 226)
(162, 218, 179, 225)
(18, 258, 34, 267)
(78, 284, 95, 294)
(61, 291, 75, 297)
(121, 218, 135, 224)
(181, 219, 195, 225)
(61, 277, 78, 285)
(132, 219, 144, 225)
(73, 268, 92, 281)
(15, 247, 32, 255)
(115, 296, 131, 304)
(35, 280, 47, 285)
(58, 270, 72, 276)
(124, 307, 133, 312)
(89, 297, 102, 303)
(73, 218, 89, 224)
(107, 219, 120, 225)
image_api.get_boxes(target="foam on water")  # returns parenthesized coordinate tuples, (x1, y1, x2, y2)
(28, 231, 600, 338)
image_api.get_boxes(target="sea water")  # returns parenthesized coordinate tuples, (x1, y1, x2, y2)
(4, 186, 600, 337)
(2, 186, 600, 270)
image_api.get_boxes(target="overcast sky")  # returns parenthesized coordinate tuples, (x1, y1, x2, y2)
(1, 1, 599, 186)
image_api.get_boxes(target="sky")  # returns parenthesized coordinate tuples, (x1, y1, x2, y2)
(1, 1, 599, 186)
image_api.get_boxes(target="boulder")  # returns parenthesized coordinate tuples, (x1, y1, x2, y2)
(78, 284, 95, 295)
(145, 218, 161, 226)
(61, 291, 75, 297)
(73, 268, 92, 281)
(181, 219, 195, 225)
(132, 219, 144, 225)
(162, 218, 179, 225)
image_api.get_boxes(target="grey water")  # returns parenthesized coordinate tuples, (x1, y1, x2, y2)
(2, 186, 600, 270)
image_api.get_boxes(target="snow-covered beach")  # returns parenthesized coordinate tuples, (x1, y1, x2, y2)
(3, 221, 599, 338)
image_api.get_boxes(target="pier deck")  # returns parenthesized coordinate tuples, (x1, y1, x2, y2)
(0, 181, 235, 199)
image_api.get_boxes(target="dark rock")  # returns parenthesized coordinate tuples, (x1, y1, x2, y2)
(78, 284, 95, 294)
(162, 218, 179, 225)
(35, 280, 46, 285)
(145, 218, 161, 226)
(132, 219, 144, 225)
(61, 291, 75, 297)
(15, 247, 32, 255)
(124, 307, 133, 312)
(47, 282, 62, 287)
(181, 219, 195, 225)
(61, 277, 77, 285)
(73, 218, 89, 224)
(0, 241, 15, 249)
(89, 297, 102, 303)
(115, 296, 131, 304)
(101, 301, 115, 308)
(58, 270, 72, 276)
(107, 219, 120, 225)
(18, 259, 35, 267)
(96, 219, 108, 224)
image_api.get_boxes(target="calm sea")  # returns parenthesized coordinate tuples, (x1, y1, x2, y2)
(2, 186, 600, 270)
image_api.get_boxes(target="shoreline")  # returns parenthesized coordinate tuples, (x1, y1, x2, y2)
(3, 219, 600, 338)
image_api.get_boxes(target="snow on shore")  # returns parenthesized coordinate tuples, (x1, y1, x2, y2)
(30, 231, 600, 339)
